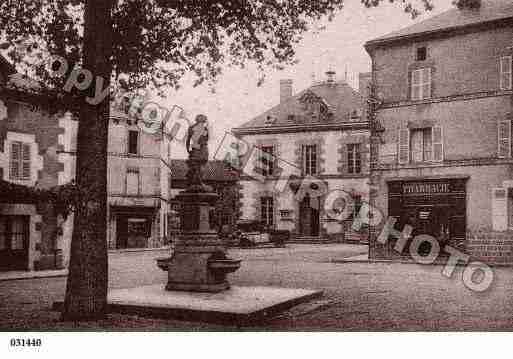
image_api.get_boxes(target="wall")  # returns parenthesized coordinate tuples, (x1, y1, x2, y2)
(0, 99, 69, 270)
(372, 25, 513, 103)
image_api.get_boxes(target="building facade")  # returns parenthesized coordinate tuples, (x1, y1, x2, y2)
(233, 75, 370, 242)
(60, 107, 172, 251)
(0, 62, 72, 271)
(365, 0, 513, 262)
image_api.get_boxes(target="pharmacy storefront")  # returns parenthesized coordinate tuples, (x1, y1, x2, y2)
(387, 177, 468, 252)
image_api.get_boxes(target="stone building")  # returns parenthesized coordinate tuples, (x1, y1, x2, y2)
(232, 74, 370, 242)
(0, 60, 72, 271)
(365, 0, 513, 262)
(60, 107, 172, 250)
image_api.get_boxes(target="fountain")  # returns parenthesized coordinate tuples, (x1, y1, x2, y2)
(74, 114, 323, 325)
(158, 114, 241, 292)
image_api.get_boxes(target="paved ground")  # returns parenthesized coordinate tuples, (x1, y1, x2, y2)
(1, 243, 513, 331)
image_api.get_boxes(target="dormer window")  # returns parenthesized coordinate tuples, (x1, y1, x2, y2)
(416, 46, 427, 61)
(265, 115, 277, 125)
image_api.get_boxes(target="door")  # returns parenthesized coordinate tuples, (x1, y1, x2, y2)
(299, 195, 320, 237)
(0, 216, 30, 271)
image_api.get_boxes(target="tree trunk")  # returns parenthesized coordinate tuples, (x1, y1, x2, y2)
(61, 0, 113, 321)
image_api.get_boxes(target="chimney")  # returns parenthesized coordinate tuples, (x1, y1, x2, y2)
(359, 72, 372, 99)
(280, 79, 293, 103)
(326, 70, 336, 84)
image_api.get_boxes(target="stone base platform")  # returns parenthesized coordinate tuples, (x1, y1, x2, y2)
(104, 285, 322, 325)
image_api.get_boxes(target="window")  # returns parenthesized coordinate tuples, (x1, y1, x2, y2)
(498, 119, 512, 158)
(258, 146, 275, 177)
(10, 141, 30, 180)
(416, 47, 427, 61)
(0, 216, 28, 251)
(128, 130, 139, 155)
(347, 144, 362, 174)
(411, 68, 431, 100)
(126, 167, 140, 195)
(302, 144, 317, 175)
(398, 126, 443, 164)
(500, 56, 512, 90)
(260, 197, 274, 227)
(410, 128, 432, 162)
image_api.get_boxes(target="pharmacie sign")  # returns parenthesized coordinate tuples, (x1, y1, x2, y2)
(402, 182, 451, 195)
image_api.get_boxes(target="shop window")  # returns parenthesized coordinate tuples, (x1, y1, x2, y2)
(260, 197, 274, 227)
(302, 144, 317, 176)
(10, 141, 31, 181)
(347, 144, 362, 174)
(500, 56, 512, 90)
(128, 130, 139, 155)
(126, 167, 140, 195)
(258, 146, 275, 177)
(411, 68, 431, 100)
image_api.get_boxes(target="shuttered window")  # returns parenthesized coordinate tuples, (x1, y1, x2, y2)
(498, 120, 511, 158)
(398, 128, 410, 164)
(10, 141, 31, 180)
(432, 126, 444, 162)
(500, 56, 512, 91)
(492, 188, 508, 231)
(411, 68, 431, 100)
(399, 127, 443, 164)
(410, 128, 432, 162)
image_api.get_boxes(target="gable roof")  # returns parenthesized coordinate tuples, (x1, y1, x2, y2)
(169, 160, 239, 184)
(366, 0, 513, 48)
(233, 81, 365, 132)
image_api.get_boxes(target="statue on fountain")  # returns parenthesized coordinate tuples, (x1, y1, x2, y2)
(185, 114, 210, 192)
(159, 112, 241, 293)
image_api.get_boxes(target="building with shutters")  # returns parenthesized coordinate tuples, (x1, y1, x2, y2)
(59, 106, 172, 251)
(0, 54, 174, 271)
(0, 58, 73, 271)
(365, 0, 513, 262)
(232, 73, 370, 243)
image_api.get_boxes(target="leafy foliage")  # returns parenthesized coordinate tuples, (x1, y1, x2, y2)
(361, 0, 434, 19)
(453, 0, 481, 10)
(0, 180, 77, 219)
(0, 0, 435, 96)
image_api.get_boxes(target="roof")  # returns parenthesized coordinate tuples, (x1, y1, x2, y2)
(170, 160, 239, 183)
(366, 0, 513, 48)
(233, 80, 365, 132)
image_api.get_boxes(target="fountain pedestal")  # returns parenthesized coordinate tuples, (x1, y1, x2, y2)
(164, 189, 240, 293)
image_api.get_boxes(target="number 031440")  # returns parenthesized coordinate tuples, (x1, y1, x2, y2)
(10, 338, 42, 347)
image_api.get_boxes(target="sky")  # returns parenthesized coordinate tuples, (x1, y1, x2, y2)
(161, 0, 454, 158)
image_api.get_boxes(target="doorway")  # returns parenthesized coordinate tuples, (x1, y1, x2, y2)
(299, 195, 320, 237)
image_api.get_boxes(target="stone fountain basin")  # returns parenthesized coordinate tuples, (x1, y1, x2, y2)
(208, 258, 241, 274)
